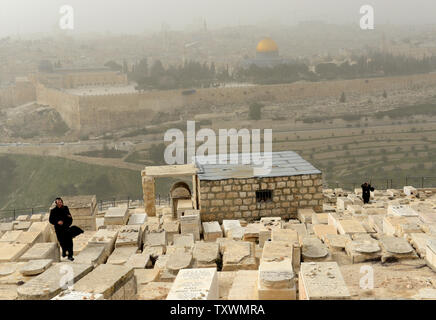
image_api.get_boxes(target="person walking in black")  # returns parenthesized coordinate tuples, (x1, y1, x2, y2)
(361, 182, 374, 204)
(49, 198, 74, 261)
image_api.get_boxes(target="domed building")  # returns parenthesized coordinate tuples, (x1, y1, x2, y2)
(256, 38, 280, 59)
(241, 37, 284, 68)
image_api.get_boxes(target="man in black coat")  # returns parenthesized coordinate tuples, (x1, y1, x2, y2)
(361, 182, 375, 204)
(49, 198, 74, 261)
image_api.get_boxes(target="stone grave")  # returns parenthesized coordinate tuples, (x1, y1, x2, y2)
(312, 213, 329, 225)
(18, 259, 53, 276)
(299, 262, 350, 300)
(387, 205, 419, 217)
(404, 186, 418, 197)
(180, 211, 201, 241)
(313, 224, 337, 242)
(271, 228, 301, 269)
(15, 231, 43, 246)
(222, 241, 257, 271)
(0, 243, 29, 262)
(257, 259, 295, 300)
(128, 213, 147, 226)
(227, 270, 258, 300)
(115, 225, 141, 248)
(166, 268, 218, 300)
(73, 264, 136, 300)
(192, 242, 219, 268)
(337, 197, 352, 211)
(297, 208, 314, 223)
(222, 220, 241, 237)
(0, 230, 23, 243)
(426, 240, 436, 271)
(124, 252, 150, 269)
(61, 195, 97, 231)
(106, 246, 138, 265)
(166, 250, 193, 275)
(87, 229, 119, 256)
(409, 233, 436, 258)
(144, 230, 167, 252)
(261, 241, 293, 264)
(17, 263, 93, 300)
(162, 219, 180, 244)
(336, 219, 367, 236)
(13, 221, 33, 231)
(104, 207, 129, 226)
(345, 237, 382, 264)
(202, 221, 223, 242)
(302, 237, 330, 262)
(379, 235, 418, 262)
(137, 282, 173, 300)
(73, 231, 97, 256)
(73, 245, 107, 267)
(28, 221, 53, 243)
(19, 242, 59, 262)
(52, 290, 104, 300)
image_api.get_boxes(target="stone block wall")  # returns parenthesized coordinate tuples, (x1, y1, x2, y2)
(199, 173, 323, 222)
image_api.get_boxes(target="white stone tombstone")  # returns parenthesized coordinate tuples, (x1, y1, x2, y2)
(202, 221, 223, 242)
(104, 207, 129, 226)
(166, 268, 218, 300)
(299, 262, 350, 300)
(387, 205, 418, 217)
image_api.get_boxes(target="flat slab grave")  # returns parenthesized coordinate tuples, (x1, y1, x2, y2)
(74, 245, 107, 267)
(299, 262, 350, 300)
(19, 243, 59, 262)
(17, 263, 93, 300)
(166, 268, 218, 300)
(104, 207, 129, 226)
(387, 205, 418, 217)
(0, 243, 29, 262)
(128, 213, 147, 226)
(73, 264, 135, 300)
(18, 259, 53, 276)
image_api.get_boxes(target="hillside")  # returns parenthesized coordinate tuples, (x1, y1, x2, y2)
(0, 154, 180, 215)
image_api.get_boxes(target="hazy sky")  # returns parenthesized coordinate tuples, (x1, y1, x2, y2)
(0, 0, 435, 36)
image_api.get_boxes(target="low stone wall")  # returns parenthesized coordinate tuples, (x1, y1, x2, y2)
(199, 173, 323, 222)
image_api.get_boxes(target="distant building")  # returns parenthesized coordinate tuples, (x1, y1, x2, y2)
(29, 67, 128, 89)
(241, 38, 286, 68)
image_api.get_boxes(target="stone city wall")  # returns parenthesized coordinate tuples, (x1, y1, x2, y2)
(35, 83, 81, 131)
(35, 72, 436, 135)
(0, 81, 36, 108)
(198, 173, 323, 222)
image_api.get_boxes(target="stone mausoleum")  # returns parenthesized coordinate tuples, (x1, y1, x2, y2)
(142, 151, 323, 222)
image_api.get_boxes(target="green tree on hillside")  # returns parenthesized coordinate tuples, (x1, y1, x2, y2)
(339, 92, 346, 103)
(149, 143, 167, 165)
(249, 102, 264, 120)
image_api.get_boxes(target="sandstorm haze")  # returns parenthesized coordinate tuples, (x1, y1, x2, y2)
(1, 0, 436, 36)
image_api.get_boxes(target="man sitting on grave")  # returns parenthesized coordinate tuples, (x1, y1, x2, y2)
(49, 197, 74, 261)
(361, 182, 374, 204)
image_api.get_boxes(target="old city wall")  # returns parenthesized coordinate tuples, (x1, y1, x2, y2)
(0, 81, 36, 109)
(35, 72, 436, 135)
(198, 173, 323, 223)
(77, 91, 187, 135)
(35, 83, 81, 131)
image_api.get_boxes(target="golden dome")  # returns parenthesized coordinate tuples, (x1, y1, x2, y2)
(256, 38, 279, 53)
